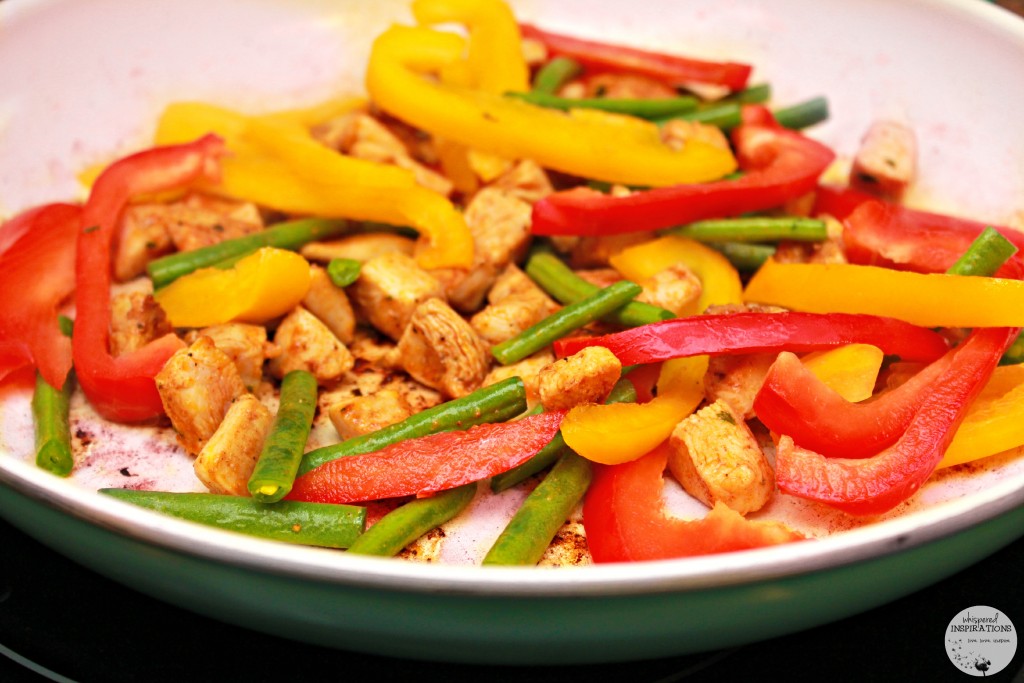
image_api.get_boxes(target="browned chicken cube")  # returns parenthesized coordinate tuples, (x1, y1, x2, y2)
(155, 336, 248, 456)
(703, 353, 777, 420)
(636, 263, 703, 317)
(188, 323, 275, 391)
(482, 350, 555, 406)
(300, 233, 415, 264)
(349, 251, 446, 340)
(113, 204, 175, 281)
(302, 265, 356, 344)
(269, 306, 354, 384)
(849, 120, 917, 199)
(108, 292, 175, 357)
(537, 346, 622, 411)
(668, 399, 774, 515)
(397, 298, 491, 398)
(470, 265, 559, 345)
(489, 159, 554, 204)
(660, 118, 731, 153)
(328, 388, 415, 440)
(193, 394, 273, 496)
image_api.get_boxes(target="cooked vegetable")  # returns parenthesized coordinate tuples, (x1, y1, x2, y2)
(32, 370, 74, 476)
(709, 242, 776, 271)
(326, 258, 362, 287)
(248, 370, 318, 503)
(347, 484, 476, 557)
(491, 280, 643, 365)
(100, 489, 366, 549)
(772, 96, 829, 130)
(666, 217, 828, 243)
(531, 56, 582, 94)
(945, 226, 1018, 277)
(506, 91, 699, 120)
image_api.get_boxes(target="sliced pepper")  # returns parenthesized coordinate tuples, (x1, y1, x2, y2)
(941, 366, 1024, 468)
(800, 344, 884, 403)
(519, 23, 752, 91)
(73, 135, 224, 422)
(743, 259, 1024, 328)
(775, 326, 1018, 516)
(153, 248, 312, 328)
(287, 411, 565, 505)
(582, 442, 803, 563)
(0, 203, 81, 390)
(531, 123, 835, 235)
(555, 311, 948, 365)
(365, 25, 736, 187)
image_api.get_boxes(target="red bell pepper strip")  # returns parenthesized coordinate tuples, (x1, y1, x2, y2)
(811, 184, 874, 221)
(583, 442, 803, 563)
(775, 326, 1019, 516)
(554, 311, 949, 366)
(287, 411, 565, 505)
(73, 134, 225, 422)
(0, 203, 81, 389)
(519, 23, 752, 91)
(531, 124, 835, 236)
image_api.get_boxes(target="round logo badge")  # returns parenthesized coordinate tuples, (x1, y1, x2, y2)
(946, 606, 1017, 676)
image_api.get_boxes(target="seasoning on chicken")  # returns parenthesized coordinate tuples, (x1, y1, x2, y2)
(667, 399, 775, 515)
(849, 120, 917, 200)
(299, 233, 416, 264)
(536, 346, 621, 411)
(489, 159, 554, 205)
(163, 201, 263, 254)
(482, 349, 555, 405)
(113, 204, 175, 281)
(774, 216, 848, 265)
(397, 297, 491, 398)
(660, 118, 731, 153)
(302, 265, 356, 344)
(470, 264, 559, 345)
(636, 263, 703, 317)
(155, 336, 248, 456)
(703, 353, 777, 420)
(186, 323, 276, 391)
(268, 306, 354, 384)
(349, 251, 446, 340)
(108, 292, 174, 357)
(193, 393, 273, 496)
(328, 388, 416, 439)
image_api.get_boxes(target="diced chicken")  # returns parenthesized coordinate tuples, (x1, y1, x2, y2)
(563, 73, 678, 100)
(163, 203, 263, 254)
(187, 323, 275, 391)
(319, 362, 442, 419)
(486, 264, 547, 304)
(113, 204, 175, 281)
(328, 388, 415, 440)
(302, 265, 356, 344)
(193, 394, 273, 496)
(156, 336, 248, 455)
(346, 329, 403, 371)
(703, 353, 777, 420)
(574, 268, 624, 289)
(470, 265, 559, 345)
(849, 120, 917, 199)
(489, 159, 554, 205)
(268, 306, 354, 384)
(482, 349, 555, 405)
(660, 118, 731, 153)
(348, 251, 446, 340)
(182, 193, 264, 227)
(397, 298, 491, 398)
(636, 263, 703, 317)
(667, 399, 774, 515)
(773, 217, 847, 265)
(299, 233, 415, 264)
(536, 346, 622, 411)
(108, 292, 175, 357)
(569, 233, 651, 269)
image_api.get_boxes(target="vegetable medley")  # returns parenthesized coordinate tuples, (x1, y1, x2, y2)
(4, 0, 1024, 565)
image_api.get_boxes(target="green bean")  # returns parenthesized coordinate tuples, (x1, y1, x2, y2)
(326, 258, 362, 287)
(482, 451, 592, 566)
(298, 376, 527, 476)
(32, 371, 74, 477)
(147, 217, 349, 288)
(531, 56, 583, 95)
(773, 96, 829, 130)
(507, 91, 698, 120)
(666, 217, 828, 243)
(665, 101, 741, 129)
(525, 250, 674, 328)
(491, 376, 637, 492)
(653, 95, 829, 131)
(709, 242, 777, 272)
(947, 227, 1018, 277)
(57, 315, 74, 338)
(347, 484, 476, 557)
(248, 370, 318, 503)
(99, 489, 366, 549)
(491, 280, 643, 365)
(725, 82, 772, 105)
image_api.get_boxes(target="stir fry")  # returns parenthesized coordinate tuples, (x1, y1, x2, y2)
(4, 0, 1024, 566)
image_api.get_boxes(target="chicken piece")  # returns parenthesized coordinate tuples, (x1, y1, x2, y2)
(574, 268, 624, 289)
(182, 193, 264, 227)
(397, 298, 491, 398)
(113, 204, 175, 281)
(773, 217, 847, 265)
(346, 329, 403, 371)
(164, 204, 263, 253)
(565, 72, 678, 100)
(636, 263, 703, 317)
(299, 233, 415, 264)
(426, 187, 533, 312)
(108, 292, 175, 357)
(482, 350, 554, 406)
(489, 159, 554, 205)
(660, 118, 731, 153)
(471, 265, 559, 345)
(668, 399, 775, 515)
(703, 353, 777, 420)
(156, 336, 248, 456)
(193, 394, 273, 496)
(348, 251, 445, 340)
(537, 346, 622, 411)
(187, 323, 274, 391)
(269, 306, 354, 384)
(328, 388, 415, 440)
(302, 265, 356, 344)
(485, 264, 547, 304)
(849, 120, 917, 199)
(569, 233, 651, 269)
(319, 363, 443, 419)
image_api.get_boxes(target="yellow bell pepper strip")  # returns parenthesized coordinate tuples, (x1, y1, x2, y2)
(154, 247, 311, 328)
(801, 344, 884, 403)
(155, 102, 474, 269)
(365, 25, 737, 187)
(744, 259, 1024, 328)
(412, 0, 529, 94)
(609, 235, 743, 317)
(561, 356, 708, 465)
(939, 365, 1024, 469)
